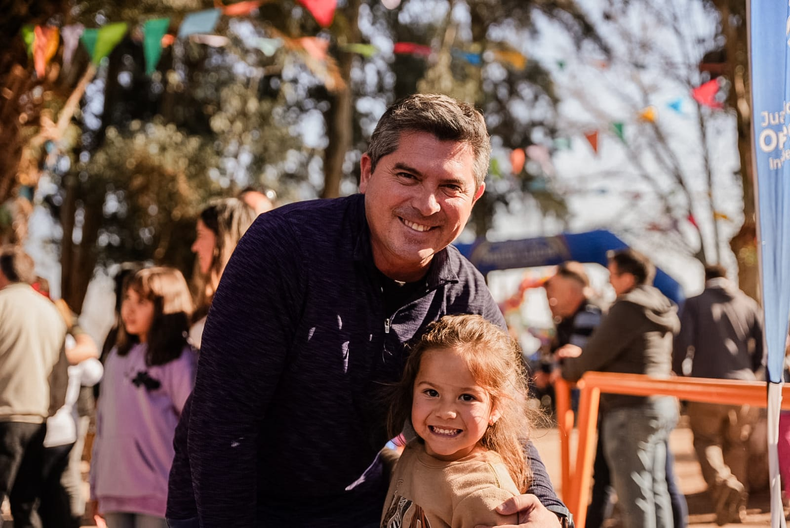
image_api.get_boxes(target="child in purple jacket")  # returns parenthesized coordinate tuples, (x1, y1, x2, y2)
(90, 267, 197, 527)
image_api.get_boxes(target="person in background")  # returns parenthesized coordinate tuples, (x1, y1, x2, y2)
(189, 198, 256, 349)
(238, 185, 276, 215)
(382, 315, 537, 527)
(0, 246, 68, 527)
(168, 93, 570, 528)
(30, 277, 102, 528)
(90, 267, 196, 528)
(673, 264, 764, 525)
(559, 249, 679, 528)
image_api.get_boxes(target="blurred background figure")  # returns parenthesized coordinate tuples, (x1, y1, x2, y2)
(673, 264, 764, 525)
(90, 267, 196, 528)
(238, 186, 277, 216)
(189, 198, 256, 349)
(31, 277, 102, 528)
(0, 246, 68, 527)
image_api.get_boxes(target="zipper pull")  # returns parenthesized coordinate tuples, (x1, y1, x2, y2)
(384, 318, 391, 334)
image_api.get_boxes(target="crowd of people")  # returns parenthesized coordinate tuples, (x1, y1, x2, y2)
(0, 93, 779, 528)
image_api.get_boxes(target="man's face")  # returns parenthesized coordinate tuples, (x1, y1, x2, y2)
(360, 131, 484, 281)
(544, 275, 582, 321)
(608, 262, 635, 297)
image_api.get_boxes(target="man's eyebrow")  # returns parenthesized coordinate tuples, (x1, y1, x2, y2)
(392, 162, 421, 175)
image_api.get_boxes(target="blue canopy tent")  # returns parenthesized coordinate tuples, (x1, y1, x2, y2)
(454, 229, 685, 306)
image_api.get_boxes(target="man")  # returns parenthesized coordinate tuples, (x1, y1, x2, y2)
(0, 246, 68, 527)
(558, 249, 679, 528)
(673, 264, 763, 525)
(168, 94, 570, 527)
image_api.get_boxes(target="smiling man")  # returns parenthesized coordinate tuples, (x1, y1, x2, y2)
(167, 94, 570, 528)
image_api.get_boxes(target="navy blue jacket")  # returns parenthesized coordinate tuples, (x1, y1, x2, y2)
(168, 194, 568, 526)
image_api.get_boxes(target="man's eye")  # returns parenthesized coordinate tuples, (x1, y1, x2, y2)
(397, 172, 417, 180)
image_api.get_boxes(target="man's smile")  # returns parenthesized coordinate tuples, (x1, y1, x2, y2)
(400, 217, 436, 232)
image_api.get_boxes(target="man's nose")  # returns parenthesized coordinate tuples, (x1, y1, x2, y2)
(414, 190, 441, 216)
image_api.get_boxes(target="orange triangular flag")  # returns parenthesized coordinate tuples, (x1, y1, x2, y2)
(34, 26, 59, 78)
(299, 37, 329, 60)
(638, 106, 656, 123)
(222, 0, 264, 16)
(584, 131, 599, 154)
(510, 148, 526, 174)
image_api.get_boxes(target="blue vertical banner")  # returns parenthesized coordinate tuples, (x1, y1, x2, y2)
(749, 2, 790, 525)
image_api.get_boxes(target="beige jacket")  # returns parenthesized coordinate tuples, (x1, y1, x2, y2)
(0, 283, 68, 423)
(382, 442, 519, 528)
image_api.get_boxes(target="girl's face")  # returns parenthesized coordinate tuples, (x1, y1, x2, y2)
(411, 347, 499, 461)
(192, 219, 217, 275)
(121, 287, 155, 342)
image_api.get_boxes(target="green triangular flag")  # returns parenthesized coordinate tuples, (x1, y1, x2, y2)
(553, 137, 571, 150)
(612, 122, 625, 143)
(556, 60, 566, 70)
(143, 18, 170, 75)
(80, 28, 98, 61)
(341, 43, 378, 58)
(90, 22, 128, 64)
(21, 25, 35, 56)
(489, 157, 502, 179)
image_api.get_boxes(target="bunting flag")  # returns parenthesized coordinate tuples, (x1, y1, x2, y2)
(143, 18, 170, 75)
(556, 60, 566, 70)
(492, 49, 526, 70)
(554, 137, 571, 150)
(584, 130, 599, 154)
(189, 34, 228, 46)
(489, 158, 502, 179)
(297, 0, 337, 27)
(340, 43, 378, 57)
(638, 106, 656, 123)
(254, 37, 283, 56)
(178, 9, 222, 38)
(692, 79, 724, 109)
(686, 213, 698, 228)
(713, 211, 731, 222)
(525, 144, 554, 176)
(451, 49, 482, 66)
(510, 148, 526, 174)
(22, 26, 35, 56)
(612, 122, 625, 143)
(34, 26, 60, 78)
(667, 98, 683, 114)
(81, 23, 128, 64)
(222, 0, 264, 17)
(61, 24, 84, 71)
(393, 42, 432, 57)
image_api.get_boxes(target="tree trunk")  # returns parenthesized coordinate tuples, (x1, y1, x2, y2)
(718, 0, 759, 301)
(321, 0, 361, 199)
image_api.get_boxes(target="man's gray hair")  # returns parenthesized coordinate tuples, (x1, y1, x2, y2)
(367, 94, 491, 188)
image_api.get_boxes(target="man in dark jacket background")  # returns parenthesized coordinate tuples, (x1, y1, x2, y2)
(559, 249, 679, 528)
(673, 264, 763, 525)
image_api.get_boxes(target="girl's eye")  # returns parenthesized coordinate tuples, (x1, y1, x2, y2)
(460, 394, 477, 402)
(424, 389, 439, 397)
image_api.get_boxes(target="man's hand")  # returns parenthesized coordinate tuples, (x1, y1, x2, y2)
(475, 494, 562, 528)
(555, 344, 582, 359)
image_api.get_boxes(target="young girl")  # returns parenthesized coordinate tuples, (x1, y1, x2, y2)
(90, 267, 197, 528)
(382, 314, 537, 528)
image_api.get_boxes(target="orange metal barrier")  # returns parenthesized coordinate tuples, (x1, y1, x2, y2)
(555, 373, 790, 528)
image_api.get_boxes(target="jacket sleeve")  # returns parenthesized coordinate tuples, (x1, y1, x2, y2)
(561, 301, 639, 382)
(525, 440, 572, 523)
(186, 214, 307, 526)
(672, 300, 696, 376)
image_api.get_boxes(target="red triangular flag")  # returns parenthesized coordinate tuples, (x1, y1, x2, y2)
(297, 0, 337, 27)
(584, 130, 599, 154)
(687, 213, 699, 228)
(691, 79, 723, 109)
(393, 42, 432, 57)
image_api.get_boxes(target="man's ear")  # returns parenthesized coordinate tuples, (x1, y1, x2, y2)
(472, 181, 486, 204)
(359, 154, 372, 193)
